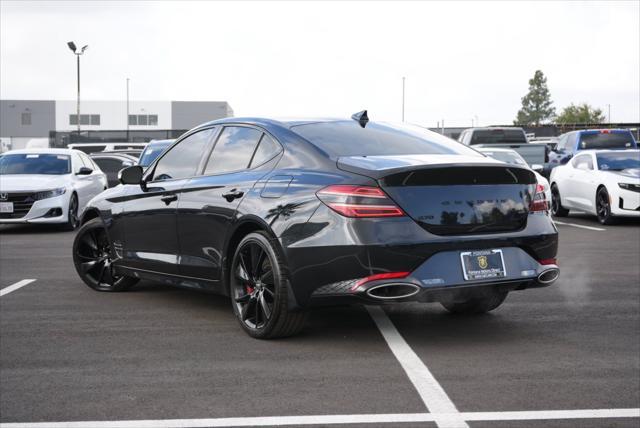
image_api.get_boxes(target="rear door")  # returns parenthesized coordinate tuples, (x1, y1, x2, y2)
(177, 127, 282, 282)
(120, 128, 216, 274)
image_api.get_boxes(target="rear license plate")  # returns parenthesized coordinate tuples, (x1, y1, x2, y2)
(0, 202, 13, 213)
(460, 249, 506, 281)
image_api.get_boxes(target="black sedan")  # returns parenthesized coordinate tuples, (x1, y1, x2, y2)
(90, 153, 137, 188)
(72, 112, 559, 339)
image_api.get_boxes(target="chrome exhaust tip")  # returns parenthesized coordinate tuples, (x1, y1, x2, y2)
(537, 268, 559, 284)
(366, 283, 421, 300)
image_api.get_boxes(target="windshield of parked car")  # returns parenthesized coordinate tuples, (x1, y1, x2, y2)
(478, 150, 528, 166)
(469, 129, 527, 145)
(596, 152, 640, 171)
(291, 121, 480, 157)
(138, 142, 173, 167)
(580, 132, 636, 150)
(0, 153, 71, 175)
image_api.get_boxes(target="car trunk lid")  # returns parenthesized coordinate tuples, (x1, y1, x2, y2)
(337, 155, 537, 235)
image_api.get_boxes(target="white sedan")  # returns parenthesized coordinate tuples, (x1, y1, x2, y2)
(0, 148, 107, 229)
(476, 147, 552, 206)
(550, 149, 640, 224)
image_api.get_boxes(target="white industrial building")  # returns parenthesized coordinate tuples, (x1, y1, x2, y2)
(0, 99, 233, 151)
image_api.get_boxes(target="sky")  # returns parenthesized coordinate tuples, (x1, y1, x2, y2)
(1, 0, 638, 127)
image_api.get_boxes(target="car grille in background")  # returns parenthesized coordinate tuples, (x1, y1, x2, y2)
(0, 192, 36, 219)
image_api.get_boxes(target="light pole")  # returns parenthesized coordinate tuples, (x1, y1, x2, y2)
(67, 41, 88, 135)
(401, 77, 406, 122)
(126, 78, 130, 141)
(607, 104, 611, 124)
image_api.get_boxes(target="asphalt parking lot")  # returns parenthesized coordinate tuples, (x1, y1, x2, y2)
(1, 214, 639, 428)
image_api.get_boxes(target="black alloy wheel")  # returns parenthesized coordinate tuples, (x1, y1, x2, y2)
(73, 218, 138, 292)
(551, 184, 569, 217)
(64, 193, 80, 230)
(596, 187, 615, 225)
(230, 231, 307, 339)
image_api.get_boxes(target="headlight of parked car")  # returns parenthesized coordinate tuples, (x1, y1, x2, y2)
(618, 183, 640, 192)
(33, 187, 67, 200)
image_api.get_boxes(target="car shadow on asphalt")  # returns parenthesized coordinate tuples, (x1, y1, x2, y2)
(555, 212, 640, 227)
(127, 280, 523, 344)
(128, 280, 393, 342)
(0, 224, 70, 234)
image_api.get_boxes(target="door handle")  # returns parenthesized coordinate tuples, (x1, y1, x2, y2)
(160, 194, 178, 205)
(222, 189, 244, 202)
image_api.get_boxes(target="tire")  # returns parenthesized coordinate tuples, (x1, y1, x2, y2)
(596, 186, 616, 225)
(63, 193, 80, 231)
(551, 184, 569, 217)
(441, 290, 508, 315)
(73, 218, 139, 292)
(229, 231, 307, 339)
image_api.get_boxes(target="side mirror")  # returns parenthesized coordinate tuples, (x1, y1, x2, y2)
(118, 165, 144, 185)
(77, 166, 93, 175)
(531, 164, 544, 173)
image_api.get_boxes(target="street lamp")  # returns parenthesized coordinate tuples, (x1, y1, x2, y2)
(67, 41, 88, 135)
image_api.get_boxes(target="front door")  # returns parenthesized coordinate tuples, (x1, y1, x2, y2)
(120, 127, 217, 275)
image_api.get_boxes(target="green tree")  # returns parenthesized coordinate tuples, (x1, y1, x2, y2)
(514, 70, 555, 126)
(555, 103, 606, 124)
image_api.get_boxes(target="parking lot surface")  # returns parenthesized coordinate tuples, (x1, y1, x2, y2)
(1, 214, 639, 427)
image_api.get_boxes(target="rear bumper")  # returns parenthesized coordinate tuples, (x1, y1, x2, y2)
(309, 249, 558, 305)
(283, 205, 558, 308)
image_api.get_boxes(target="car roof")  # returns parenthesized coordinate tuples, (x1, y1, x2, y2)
(194, 117, 361, 130)
(476, 147, 520, 154)
(464, 127, 525, 132)
(574, 149, 639, 155)
(1, 148, 82, 155)
(90, 152, 137, 159)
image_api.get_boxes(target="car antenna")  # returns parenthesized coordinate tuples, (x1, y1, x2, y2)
(351, 110, 369, 128)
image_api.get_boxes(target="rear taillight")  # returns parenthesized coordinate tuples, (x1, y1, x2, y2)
(530, 183, 548, 212)
(538, 258, 558, 265)
(316, 185, 405, 218)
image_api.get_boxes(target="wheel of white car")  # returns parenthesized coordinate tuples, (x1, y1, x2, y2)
(596, 186, 616, 225)
(63, 193, 80, 231)
(551, 184, 569, 217)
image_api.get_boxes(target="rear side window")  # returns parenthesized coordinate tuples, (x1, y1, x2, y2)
(292, 121, 478, 157)
(571, 154, 593, 170)
(152, 128, 215, 181)
(94, 158, 128, 173)
(204, 126, 262, 174)
(249, 134, 281, 167)
(469, 129, 527, 145)
(579, 131, 635, 150)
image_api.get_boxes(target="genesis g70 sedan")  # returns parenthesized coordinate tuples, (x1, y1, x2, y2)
(72, 112, 559, 338)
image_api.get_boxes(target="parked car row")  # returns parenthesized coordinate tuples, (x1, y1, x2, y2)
(0, 140, 175, 229)
(458, 126, 639, 224)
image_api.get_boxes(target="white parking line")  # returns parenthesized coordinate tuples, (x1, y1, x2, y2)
(0, 409, 637, 427)
(366, 305, 468, 428)
(554, 221, 606, 231)
(0, 279, 36, 297)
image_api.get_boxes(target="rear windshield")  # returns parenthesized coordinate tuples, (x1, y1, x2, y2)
(0, 153, 71, 175)
(596, 152, 640, 171)
(579, 132, 636, 150)
(139, 142, 172, 167)
(479, 150, 528, 166)
(291, 121, 479, 157)
(469, 129, 527, 145)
